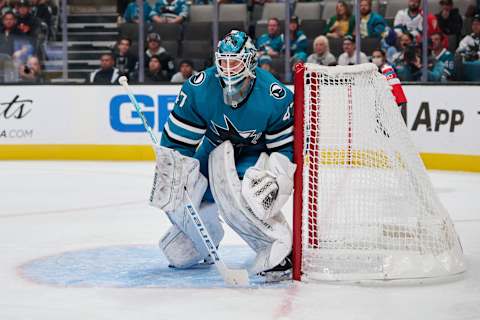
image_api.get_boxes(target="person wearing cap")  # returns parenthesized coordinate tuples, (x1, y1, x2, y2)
(149, 0, 189, 24)
(144, 55, 169, 82)
(356, 0, 386, 38)
(456, 14, 480, 61)
(145, 32, 175, 79)
(258, 55, 273, 73)
(288, 16, 308, 61)
(436, 0, 463, 41)
(307, 35, 337, 66)
(15, 0, 41, 37)
(0, 0, 14, 16)
(170, 59, 197, 83)
(337, 35, 368, 65)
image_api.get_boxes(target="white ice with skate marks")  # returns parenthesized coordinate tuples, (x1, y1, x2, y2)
(0, 161, 479, 320)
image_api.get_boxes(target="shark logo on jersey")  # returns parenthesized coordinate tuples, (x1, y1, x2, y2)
(190, 72, 206, 86)
(269, 83, 286, 100)
(209, 115, 262, 147)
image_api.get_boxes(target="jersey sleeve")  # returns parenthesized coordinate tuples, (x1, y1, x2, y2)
(160, 79, 207, 157)
(382, 65, 407, 105)
(265, 90, 294, 161)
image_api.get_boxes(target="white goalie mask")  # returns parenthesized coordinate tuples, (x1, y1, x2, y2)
(215, 30, 258, 108)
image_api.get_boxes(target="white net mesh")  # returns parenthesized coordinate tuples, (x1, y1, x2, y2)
(298, 63, 465, 281)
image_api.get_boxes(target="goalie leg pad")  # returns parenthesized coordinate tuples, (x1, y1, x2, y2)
(159, 225, 203, 269)
(149, 146, 207, 212)
(208, 141, 292, 275)
(166, 202, 225, 262)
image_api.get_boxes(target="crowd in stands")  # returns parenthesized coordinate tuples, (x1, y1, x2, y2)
(0, 0, 55, 83)
(0, 0, 479, 83)
(105, 0, 479, 84)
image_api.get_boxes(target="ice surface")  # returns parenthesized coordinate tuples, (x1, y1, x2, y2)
(0, 161, 479, 320)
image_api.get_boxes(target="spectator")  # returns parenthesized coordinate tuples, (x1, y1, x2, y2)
(391, 32, 414, 65)
(371, 48, 408, 122)
(396, 45, 445, 81)
(15, 0, 41, 37)
(307, 35, 337, 66)
(149, 0, 188, 24)
(0, 0, 13, 15)
(123, 0, 151, 23)
(31, 0, 52, 28)
(431, 32, 455, 79)
(89, 53, 120, 84)
(0, 11, 21, 56)
(394, 0, 423, 38)
(289, 16, 308, 61)
(337, 35, 368, 65)
(256, 18, 283, 58)
(171, 59, 197, 83)
(117, 0, 129, 20)
(144, 55, 169, 82)
(18, 55, 44, 83)
(436, 0, 463, 41)
(456, 14, 480, 61)
(258, 55, 273, 72)
(325, 1, 354, 38)
(144, 32, 175, 78)
(113, 37, 137, 78)
(356, 0, 386, 38)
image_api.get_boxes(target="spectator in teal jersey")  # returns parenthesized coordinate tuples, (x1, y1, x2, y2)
(123, 0, 152, 23)
(356, 0, 386, 38)
(150, 0, 189, 24)
(431, 32, 454, 80)
(256, 18, 284, 58)
(288, 16, 308, 60)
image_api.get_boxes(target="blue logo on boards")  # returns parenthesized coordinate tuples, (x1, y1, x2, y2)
(109, 94, 176, 132)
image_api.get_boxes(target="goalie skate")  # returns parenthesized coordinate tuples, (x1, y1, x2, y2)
(260, 253, 292, 282)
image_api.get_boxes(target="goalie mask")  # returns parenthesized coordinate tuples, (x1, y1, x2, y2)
(215, 30, 258, 108)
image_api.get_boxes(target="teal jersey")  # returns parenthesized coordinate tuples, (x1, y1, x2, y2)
(290, 30, 308, 56)
(256, 33, 284, 54)
(435, 48, 455, 78)
(160, 66, 294, 180)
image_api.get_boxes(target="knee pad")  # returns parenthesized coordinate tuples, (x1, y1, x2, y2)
(159, 225, 203, 269)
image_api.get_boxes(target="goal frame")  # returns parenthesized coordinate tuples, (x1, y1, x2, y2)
(291, 63, 465, 283)
(292, 63, 305, 281)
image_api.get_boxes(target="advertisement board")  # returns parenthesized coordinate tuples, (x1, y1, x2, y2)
(0, 85, 479, 170)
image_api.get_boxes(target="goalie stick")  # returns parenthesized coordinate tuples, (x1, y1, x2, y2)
(118, 76, 250, 287)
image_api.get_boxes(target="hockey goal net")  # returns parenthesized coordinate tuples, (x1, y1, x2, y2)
(292, 63, 465, 282)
